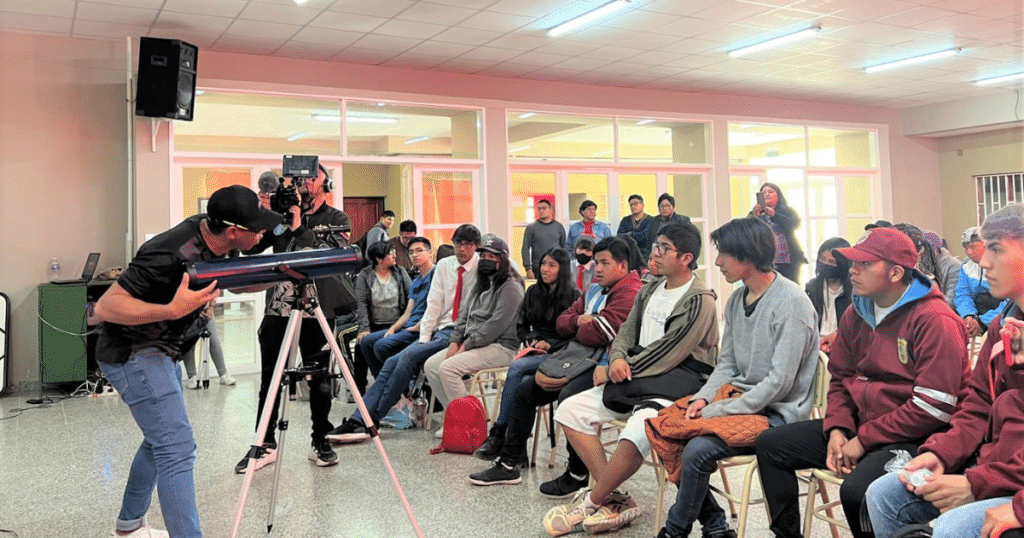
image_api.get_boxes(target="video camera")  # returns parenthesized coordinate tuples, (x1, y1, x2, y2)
(258, 155, 321, 217)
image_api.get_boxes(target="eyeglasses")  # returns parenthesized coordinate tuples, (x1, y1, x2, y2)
(651, 243, 678, 255)
(454, 241, 477, 249)
(408, 248, 429, 256)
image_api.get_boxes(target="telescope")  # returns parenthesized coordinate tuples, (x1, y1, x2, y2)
(186, 246, 361, 289)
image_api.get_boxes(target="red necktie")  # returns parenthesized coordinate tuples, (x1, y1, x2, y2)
(577, 265, 585, 291)
(452, 266, 465, 322)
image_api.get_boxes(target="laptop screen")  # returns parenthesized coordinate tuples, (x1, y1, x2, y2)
(81, 253, 101, 280)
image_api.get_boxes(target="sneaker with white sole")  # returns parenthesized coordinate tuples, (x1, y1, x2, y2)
(468, 459, 523, 486)
(540, 465, 590, 499)
(582, 490, 642, 534)
(326, 418, 370, 445)
(219, 375, 237, 386)
(234, 443, 277, 474)
(309, 439, 339, 467)
(184, 376, 200, 390)
(110, 525, 170, 537)
(434, 426, 444, 439)
(543, 487, 597, 537)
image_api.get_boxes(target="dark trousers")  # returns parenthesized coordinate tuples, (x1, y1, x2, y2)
(500, 368, 595, 476)
(256, 315, 335, 445)
(756, 419, 920, 538)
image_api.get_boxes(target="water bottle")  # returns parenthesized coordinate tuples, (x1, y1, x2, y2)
(413, 395, 428, 429)
(48, 258, 61, 280)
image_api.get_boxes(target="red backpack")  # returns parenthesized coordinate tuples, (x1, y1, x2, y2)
(429, 396, 488, 455)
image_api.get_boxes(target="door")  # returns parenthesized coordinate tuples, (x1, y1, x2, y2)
(344, 197, 385, 241)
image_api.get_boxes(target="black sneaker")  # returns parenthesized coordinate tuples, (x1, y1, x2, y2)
(539, 466, 589, 498)
(234, 443, 277, 474)
(308, 439, 339, 467)
(468, 459, 522, 486)
(473, 428, 505, 460)
(326, 418, 370, 445)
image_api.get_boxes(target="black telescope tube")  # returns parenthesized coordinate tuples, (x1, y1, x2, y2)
(186, 247, 362, 289)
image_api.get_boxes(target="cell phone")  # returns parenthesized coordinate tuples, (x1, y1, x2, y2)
(756, 191, 766, 209)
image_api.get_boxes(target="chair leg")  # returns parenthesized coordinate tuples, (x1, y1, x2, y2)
(821, 487, 842, 538)
(652, 451, 668, 537)
(735, 461, 758, 538)
(803, 476, 819, 538)
(719, 466, 739, 519)
(426, 390, 436, 430)
(531, 406, 544, 467)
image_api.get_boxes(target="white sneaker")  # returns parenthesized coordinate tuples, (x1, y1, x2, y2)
(109, 526, 170, 537)
(219, 375, 237, 386)
(185, 376, 200, 390)
(434, 427, 444, 439)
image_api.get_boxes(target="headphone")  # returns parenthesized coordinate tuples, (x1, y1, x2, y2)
(320, 164, 333, 193)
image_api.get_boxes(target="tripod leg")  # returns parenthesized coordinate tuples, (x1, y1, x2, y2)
(229, 309, 304, 538)
(200, 335, 211, 390)
(267, 319, 303, 534)
(311, 306, 426, 538)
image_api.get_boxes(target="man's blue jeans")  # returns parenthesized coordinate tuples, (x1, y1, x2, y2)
(359, 328, 419, 375)
(99, 349, 201, 538)
(865, 471, 1012, 538)
(353, 327, 453, 426)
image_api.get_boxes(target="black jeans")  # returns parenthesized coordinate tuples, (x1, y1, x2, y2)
(256, 315, 335, 444)
(756, 419, 920, 538)
(500, 368, 595, 476)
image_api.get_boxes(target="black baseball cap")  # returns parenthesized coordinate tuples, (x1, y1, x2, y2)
(864, 220, 893, 230)
(207, 185, 281, 232)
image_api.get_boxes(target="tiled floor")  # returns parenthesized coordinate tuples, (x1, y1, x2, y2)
(0, 374, 850, 538)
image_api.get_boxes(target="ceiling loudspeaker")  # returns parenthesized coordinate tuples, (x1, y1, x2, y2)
(135, 37, 198, 121)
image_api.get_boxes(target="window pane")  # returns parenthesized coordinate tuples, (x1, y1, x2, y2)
(846, 218, 873, 241)
(568, 173, 610, 224)
(618, 120, 710, 163)
(808, 128, 877, 167)
(424, 228, 457, 258)
(845, 176, 872, 214)
(806, 175, 838, 217)
(347, 101, 480, 159)
(617, 175, 659, 224)
(174, 92, 341, 154)
(729, 174, 764, 218)
(421, 172, 473, 225)
(511, 225, 527, 276)
(728, 123, 806, 166)
(183, 167, 252, 218)
(667, 174, 704, 220)
(511, 172, 556, 224)
(508, 112, 613, 161)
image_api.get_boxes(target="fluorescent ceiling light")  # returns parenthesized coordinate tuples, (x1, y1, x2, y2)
(864, 48, 962, 74)
(547, 0, 631, 38)
(286, 132, 307, 142)
(194, 89, 206, 95)
(519, 112, 537, 119)
(404, 136, 430, 145)
(727, 26, 822, 58)
(509, 146, 531, 153)
(635, 119, 656, 125)
(975, 71, 1024, 86)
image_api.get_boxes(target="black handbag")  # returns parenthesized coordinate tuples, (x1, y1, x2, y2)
(535, 341, 603, 390)
(601, 359, 709, 414)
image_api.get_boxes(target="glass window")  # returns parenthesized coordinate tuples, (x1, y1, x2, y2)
(619, 120, 710, 163)
(174, 92, 341, 154)
(728, 123, 807, 166)
(667, 174, 705, 221)
(421, 171, 473, 226)
(808, 128, 878, 167)
(844, 176, 873, 214)
(508, 112, 613, 161)
(347, 101, 480, 159)
(617, 174, 659, 228)
(213, 291, 260, 369)
(511, 171, 557, 272)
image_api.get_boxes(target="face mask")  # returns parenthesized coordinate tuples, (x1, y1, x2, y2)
(576, 253, 592, 265)
(478, 259, 498, 277)
(817, 264, 846, 279)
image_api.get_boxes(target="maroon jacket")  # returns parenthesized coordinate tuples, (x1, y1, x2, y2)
(920, 308, 1024, 503)
(556, 271, 642, 348)
(823, 281, 970, 450)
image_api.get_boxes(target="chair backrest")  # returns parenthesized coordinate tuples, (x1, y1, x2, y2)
(812, 350, 830, 419)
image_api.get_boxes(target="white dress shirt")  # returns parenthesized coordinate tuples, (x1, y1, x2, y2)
(418, 253, 479, 343)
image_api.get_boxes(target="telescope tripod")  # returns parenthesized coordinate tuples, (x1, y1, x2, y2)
(196, 324, 213, 389)
(230, 278, 424, 538)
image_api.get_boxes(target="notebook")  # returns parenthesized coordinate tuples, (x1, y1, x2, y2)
(50, 253, 101, 285)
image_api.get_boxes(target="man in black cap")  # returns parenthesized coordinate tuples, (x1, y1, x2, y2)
(865, 220, 893, 230)
(93, 185, 280, 538)
(239, 164, 353, 472)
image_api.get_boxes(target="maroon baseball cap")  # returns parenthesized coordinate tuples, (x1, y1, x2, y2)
(833, 227, 919, 269)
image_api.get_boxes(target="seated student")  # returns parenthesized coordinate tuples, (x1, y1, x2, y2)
(570, 236, 597, 293)
(542, 222, 720, 537)
(357, 237, 435, 374)
(956, 226, 1008, 338)
(354, 241, 412, 383)
(467, 236, 643, 492)
(757, 227, 970, 538)
(652, 217, 820, 538)
(424, 236, 525, 428)
(865, 204, 1024, 538)
(327, 225, 480, 443)
(805, 237, 853, 354)
(474, 248, 580, 459)
(924, 230, 962, 310)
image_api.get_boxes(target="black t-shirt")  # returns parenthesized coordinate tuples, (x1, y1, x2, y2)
(97, 216, 234, 363)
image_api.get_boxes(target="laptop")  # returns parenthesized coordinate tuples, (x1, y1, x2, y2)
(51, 253, 101, 285)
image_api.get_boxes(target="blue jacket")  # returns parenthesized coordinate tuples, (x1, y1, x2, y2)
(567, 220, 612, 252)
(954, 260, 1008, 325)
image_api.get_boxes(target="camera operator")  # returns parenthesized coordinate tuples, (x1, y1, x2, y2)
(93, 185, 280, 538)
(237, 163, 354, 473)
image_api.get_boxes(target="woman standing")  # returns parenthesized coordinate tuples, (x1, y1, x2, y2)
(474, 248, 580, 460)
(751, 182, 806, 283)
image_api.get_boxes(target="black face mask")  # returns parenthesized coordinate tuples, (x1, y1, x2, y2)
(576, 253, 592, 265)
(817, 264, 846, 279)
(478, 259, 498, 277)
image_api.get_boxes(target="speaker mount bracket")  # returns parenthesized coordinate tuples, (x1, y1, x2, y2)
(149, 117, 169, 152)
